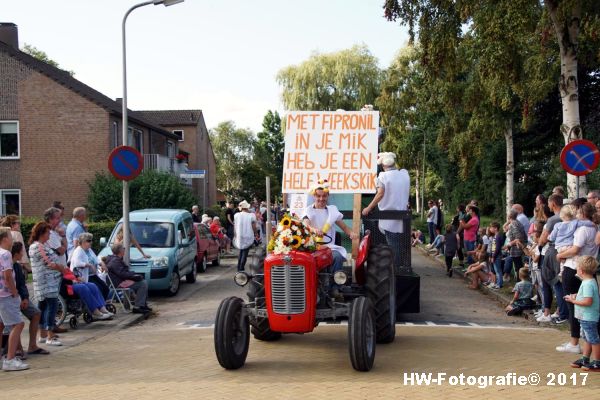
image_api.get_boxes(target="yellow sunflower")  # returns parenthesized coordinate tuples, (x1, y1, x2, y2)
(291, 235, 302, 249)
(280, 216, 292, 228)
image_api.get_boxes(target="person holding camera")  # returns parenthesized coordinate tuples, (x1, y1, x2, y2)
(105, 243, 151, 314)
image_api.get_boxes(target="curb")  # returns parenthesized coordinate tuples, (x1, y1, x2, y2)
(416, 246, 564, 329)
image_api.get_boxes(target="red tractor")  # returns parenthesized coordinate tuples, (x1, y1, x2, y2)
(214, 231, 395, 372)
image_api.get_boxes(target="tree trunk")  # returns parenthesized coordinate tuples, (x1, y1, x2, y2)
(505, 120, 514, 216)
(415, 167, 421, 214)
(546, 0, 587, 198)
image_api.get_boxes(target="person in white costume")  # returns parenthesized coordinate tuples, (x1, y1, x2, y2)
(302, 180, 357, 299)
(362, 152, 410, 269)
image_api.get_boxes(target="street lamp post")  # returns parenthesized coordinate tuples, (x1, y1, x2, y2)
(421, 129, 425, 220)
(121, 0, 184, 264)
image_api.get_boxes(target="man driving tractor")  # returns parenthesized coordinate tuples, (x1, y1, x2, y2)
(302, 179, 358, 300)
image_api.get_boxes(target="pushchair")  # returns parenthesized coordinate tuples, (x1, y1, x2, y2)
(55, 272, 116, 329)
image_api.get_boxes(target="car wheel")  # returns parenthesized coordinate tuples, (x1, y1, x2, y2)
(167, 269, 181, 297)
(197, 254, 208, 273)
(212, 251, 221, 266)
(186, 260, 197, 283)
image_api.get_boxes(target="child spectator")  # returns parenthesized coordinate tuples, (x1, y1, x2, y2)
(10, 242, 48, 357)
(427, 231, 445, 256)
(505, 267, 535, 316)
(443, 224, 459, 278)
(411, 229, 423, 247)
(480, 227, 491, 254)
(0, 227, 29, 371)
(552, 205, 596, 271)
(465, 251, 490, 289)
(489, 222, 504, 289)
(565, 256, 599, 371)
(520, 224, 546, 307)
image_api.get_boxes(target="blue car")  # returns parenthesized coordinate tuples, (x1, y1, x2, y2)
(98, 209, 197, 296)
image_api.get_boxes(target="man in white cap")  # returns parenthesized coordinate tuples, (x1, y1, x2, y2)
(303, 179, 358, 299)
(362, 152, 410, 269)
(233, 200, 258, 272)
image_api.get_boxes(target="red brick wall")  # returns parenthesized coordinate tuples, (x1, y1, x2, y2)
(19, 70, 110, 217)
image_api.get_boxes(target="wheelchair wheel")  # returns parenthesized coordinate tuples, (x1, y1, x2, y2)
(55, 295, 67, 327)
(69, 316, 78, 329)
(83, 312, 94, 324)
(106, 303, 117, 315)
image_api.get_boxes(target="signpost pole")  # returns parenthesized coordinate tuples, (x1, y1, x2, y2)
(576, 175, 580, 199)
(352, 194, 361, 259)
(265, 177, 271, 252)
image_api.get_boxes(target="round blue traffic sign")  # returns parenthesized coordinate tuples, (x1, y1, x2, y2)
(560, 139, 600, 177)
(108, 146, 144, 181)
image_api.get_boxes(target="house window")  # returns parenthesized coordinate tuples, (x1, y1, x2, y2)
(128, 127, 143, 153)
(0, 121, 19, 158)
(173, 129, 184, 142)
(0, 190, 21, 215)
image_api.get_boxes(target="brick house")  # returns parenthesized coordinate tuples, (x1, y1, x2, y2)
(134, 110, 217, 207)
(0, 23, 216, 217)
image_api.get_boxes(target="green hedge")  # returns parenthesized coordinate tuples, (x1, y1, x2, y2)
(19, 217, 116, 254)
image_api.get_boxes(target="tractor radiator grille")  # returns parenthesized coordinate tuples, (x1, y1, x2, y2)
(270, 265, 305, 314)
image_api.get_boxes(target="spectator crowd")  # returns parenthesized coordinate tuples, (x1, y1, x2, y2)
(423, 188, 600, 372)
(0, 202, 152, 372)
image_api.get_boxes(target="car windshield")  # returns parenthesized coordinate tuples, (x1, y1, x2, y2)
(111, 221, 175, 248)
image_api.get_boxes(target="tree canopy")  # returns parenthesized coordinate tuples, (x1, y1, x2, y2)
(277, 44, 382, 111)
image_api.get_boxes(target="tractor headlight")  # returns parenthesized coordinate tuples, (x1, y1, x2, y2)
(333, 271, 348, 285)
(151, 256, 169, 268)
(234, 272, 251, 287)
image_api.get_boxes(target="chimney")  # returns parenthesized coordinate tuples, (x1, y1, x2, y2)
(115, 98, 123, 104)
(0, 23, 18, 48)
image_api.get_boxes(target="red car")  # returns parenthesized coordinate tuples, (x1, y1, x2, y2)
(193, 223, 221, 272)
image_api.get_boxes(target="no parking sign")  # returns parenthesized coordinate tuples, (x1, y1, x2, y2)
(559, 139, 599, 176)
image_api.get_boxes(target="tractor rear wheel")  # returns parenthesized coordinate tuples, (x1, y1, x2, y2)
(366, 244, 396, 344)
(247, 277, 281, 342)
(214, 297, 250, 369)
(348, 296, 376, 372)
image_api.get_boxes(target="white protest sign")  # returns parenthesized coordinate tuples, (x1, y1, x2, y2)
(282, 111, 379, 193)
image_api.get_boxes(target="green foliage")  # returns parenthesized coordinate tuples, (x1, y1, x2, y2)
(254, 111, 285, 199)
(18, 218, 115, 255)
(87, 170, 196, 221)
(277, 44, 382, 111)
(209, 121, 256, 200)
(22, 43, 75, 76)
(204, 204, 225, 222)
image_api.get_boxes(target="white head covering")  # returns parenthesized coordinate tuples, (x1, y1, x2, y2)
(309, 179, 330, 196)
(238, 200, 251, 209)
(377, 152, 396, 167)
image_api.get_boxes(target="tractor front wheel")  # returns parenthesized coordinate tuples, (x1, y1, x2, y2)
(214, 297, 250, 370)
(348, 296, 376, 372)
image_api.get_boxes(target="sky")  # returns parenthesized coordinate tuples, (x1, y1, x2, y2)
(3, 0, 409, 132)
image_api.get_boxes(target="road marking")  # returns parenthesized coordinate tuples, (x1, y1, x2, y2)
(177, 319, 549, 331)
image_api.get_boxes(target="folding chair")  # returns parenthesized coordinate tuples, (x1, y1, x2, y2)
(106, 273, 134, 312)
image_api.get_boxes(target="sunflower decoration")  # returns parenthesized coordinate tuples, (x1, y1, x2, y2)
(268, 213, 319, 254)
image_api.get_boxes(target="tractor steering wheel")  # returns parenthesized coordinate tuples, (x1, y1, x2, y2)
(318, 233, 333, 245)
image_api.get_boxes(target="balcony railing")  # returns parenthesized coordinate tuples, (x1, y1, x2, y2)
(143, 154, 192, 189)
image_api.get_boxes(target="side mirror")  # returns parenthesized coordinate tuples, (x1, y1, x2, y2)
(178, 230, 183, 244)
(182, 238, 189, 246)
(100, 237, 107, 247)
